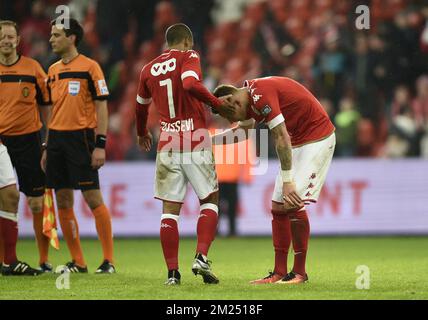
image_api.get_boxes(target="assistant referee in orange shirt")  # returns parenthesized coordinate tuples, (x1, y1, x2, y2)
(42, 18, 115, 274)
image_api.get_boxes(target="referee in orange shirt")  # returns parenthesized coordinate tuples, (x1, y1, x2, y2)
(0, 20, 51, 273)
(42, 18, 115, 273)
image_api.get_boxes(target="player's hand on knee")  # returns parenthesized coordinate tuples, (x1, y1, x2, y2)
(92, 148, 106, 169)
(282, 182, 303, 209)
(138, 132, 153, 152)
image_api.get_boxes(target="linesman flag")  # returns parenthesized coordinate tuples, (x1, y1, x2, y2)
(42, 189, 60, 250)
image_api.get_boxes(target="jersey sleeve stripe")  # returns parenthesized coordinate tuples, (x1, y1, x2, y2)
(266, 114, 285, 130)
(136, 95, 152, 105)
(181, 70, 199, 81)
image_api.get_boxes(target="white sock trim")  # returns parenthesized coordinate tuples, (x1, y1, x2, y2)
(161, 213, 179, 222)
(200, 203, 218, 214)
(0, 210, 18, 222)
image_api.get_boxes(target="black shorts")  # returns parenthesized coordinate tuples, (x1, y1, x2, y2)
(0, 131, 46, 197)
(46, 129, 100, 191)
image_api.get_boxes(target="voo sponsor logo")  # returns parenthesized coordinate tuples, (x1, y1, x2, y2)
(151, 58, 176, 76)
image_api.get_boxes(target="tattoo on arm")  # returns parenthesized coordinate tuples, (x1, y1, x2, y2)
(271, 124, 292, 170)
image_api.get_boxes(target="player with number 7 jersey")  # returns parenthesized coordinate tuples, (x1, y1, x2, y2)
(137, 47, 228, 152)
(135, 23, 234, 285)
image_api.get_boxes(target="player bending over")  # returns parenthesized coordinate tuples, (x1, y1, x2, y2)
(213, 76, 335, 284)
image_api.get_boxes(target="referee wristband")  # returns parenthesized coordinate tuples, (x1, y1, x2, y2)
(95, 134, 107, 149)
(281, 170, 293, 183)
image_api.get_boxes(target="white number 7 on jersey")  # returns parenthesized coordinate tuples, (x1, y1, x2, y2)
(159, 78, 175, 119)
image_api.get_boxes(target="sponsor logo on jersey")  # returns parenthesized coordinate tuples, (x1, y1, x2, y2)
(22, 87, 30, 98)
(260, 105, 272, 116)
(189, 52, 198, 59)
(252, 94, 262, 102)
(68, 81, 80, 96)
(151, 58, 177, 76)
(160, 118, 194, 133)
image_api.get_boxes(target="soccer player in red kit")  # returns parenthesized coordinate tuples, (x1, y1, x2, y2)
(135, 23, 234, 285)
(213, 76, 336, 284)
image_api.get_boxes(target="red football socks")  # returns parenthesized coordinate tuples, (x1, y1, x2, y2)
(0, 216, 18, 265)
(196, 204, 218, 256)
(289, 210, 310, 276)
(271, 210, 292, 277)
(160, 214, 179, 270)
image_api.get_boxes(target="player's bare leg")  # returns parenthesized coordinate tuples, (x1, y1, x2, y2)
(27, 195, 51, 272)
(161, 201, 181, 285)
(82, 189, 115, 274)
(0, 185, 41, 275)
(55, 189, 87, 272)
(250, 201, 289, 284)
(192, 191, 220, 284)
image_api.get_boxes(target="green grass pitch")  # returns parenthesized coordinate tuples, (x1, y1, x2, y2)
(1, 236, 427, 300)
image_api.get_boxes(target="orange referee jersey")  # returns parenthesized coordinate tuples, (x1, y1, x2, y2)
(0, 55, 50, 135)
(47, 54, 109, 131)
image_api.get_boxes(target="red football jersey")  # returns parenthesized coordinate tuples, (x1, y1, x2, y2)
(137, 49, 210, 151)
(244, 77, 335, 146)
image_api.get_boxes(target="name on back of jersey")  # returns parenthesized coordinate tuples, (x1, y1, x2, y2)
(151, 58, 176, 76)
(160, 118, 194, 133)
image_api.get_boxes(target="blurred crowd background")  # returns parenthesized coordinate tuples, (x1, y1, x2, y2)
(2, 0, 428, 160)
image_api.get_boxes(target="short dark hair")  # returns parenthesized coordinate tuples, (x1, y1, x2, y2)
(51, 18, 83, 46)
(213, 84, 239, 98)
(0, 20, 19, 34)
(165, 23, 193, 46)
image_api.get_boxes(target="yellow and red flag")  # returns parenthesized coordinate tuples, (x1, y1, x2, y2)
(42, 189, 60, 250)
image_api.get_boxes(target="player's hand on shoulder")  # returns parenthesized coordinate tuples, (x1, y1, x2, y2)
(92, 148, 106, 170)
(138, 132, 153, 152)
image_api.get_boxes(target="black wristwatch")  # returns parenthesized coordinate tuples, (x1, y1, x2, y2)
(41, 142, 48, 151)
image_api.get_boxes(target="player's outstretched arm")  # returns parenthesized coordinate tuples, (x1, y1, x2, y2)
(211, 119, 255, 145)
(182, 77, 235, 117)
(270, 123, 303, 209)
